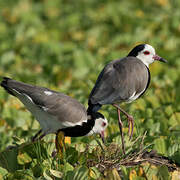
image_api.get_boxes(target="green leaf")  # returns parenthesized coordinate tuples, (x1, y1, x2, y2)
(169, 112, 180, 128)
(49, 169, 63, 178)
(64, 162, 74, 174)
(164, 106, 174, 117)
(32, 164, 45, 178)
(0, 147, 20, 172)
(0, 167, 8, 179)
(154, 137, 167, 155)
(17, 152, 32, 165)
(146, 95, 160, 108)
(171, 151, 180, 165)
(43, 169, 53, 180)
(157, 166, 170, 180)
(120, 166, 129, 179)
(88, 167, 101, 179)
(73, 166, 89, 180)
(143, 163, 158, 180)
(75, 143, 86, 152)
(6, 170, 34, 180)
(65, 166, 88, 180)
(104, 168, 121, 180)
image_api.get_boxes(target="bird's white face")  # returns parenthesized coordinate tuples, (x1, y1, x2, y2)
(136, 44, 156, 67)
(87, 116, 108, 141)
(93, 117, 108, 133)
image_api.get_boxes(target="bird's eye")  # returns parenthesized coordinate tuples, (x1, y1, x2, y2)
(102, 122, 106, 127)
(143, 51, 150, 55)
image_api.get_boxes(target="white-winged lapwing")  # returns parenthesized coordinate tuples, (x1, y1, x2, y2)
(1, 77, 108, 158)
(87, 44, 167, 154)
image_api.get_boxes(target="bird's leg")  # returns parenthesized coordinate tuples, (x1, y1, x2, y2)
(55, 131, 66, 160)
(127, 115, 134, 140)
(117, 109, 125, 155)
(113, 104, 134, 140)
(32, 129, 42, 142)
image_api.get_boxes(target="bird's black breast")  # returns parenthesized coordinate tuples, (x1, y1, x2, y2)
(59, 119, 95, 137)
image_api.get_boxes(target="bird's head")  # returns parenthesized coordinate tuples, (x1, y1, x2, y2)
(128, 44, 167, 67)
(88, 112, 108, 142)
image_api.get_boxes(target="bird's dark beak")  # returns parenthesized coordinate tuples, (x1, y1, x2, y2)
(100, 131, 105, 143)
(153, 55, 167, 63)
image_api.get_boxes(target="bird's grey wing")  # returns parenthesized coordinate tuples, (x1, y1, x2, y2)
(89, 59, 126, 105)
(89, 57, 149, 105)
(1, 78, 87, 125)
(44, 93, 88, 125)
(113, 57, 150, 100)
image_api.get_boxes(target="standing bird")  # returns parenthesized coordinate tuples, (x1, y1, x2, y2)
(87, 44, 167, 154)
(1, 77, 108, 158)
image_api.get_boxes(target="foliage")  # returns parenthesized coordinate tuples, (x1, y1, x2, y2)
(0, 0, 180, 179)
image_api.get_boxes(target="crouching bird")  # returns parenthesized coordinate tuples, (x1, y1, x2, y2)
(87, 44, 167, 154)
(1, 77, 108, 159)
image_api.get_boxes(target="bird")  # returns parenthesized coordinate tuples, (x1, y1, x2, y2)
(1, 77, 108, 158)
(87, 44, 167, 154)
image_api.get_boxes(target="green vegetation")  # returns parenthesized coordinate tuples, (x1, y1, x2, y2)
(0, 0, 180, 179)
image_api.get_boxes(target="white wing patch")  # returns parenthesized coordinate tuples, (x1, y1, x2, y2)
(44, 91, 53, 96)
(126, 91, 143, 103)
(22, 93, 33, 102)
(61, 119, 88, 128)
(41, 106, 49, 111)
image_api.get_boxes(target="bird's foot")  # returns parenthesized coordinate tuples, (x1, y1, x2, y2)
(117, 108, 125, 155)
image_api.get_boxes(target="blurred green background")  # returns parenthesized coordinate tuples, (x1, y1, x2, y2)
(0, 0, 180, 179)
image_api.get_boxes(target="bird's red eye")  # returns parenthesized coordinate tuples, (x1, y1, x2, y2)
(143, 51, 150, 55)
(102, 122, 106, 127)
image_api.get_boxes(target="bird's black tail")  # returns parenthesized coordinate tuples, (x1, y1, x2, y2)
(0, 77, 15, 96)
(87, 100, 102, 115)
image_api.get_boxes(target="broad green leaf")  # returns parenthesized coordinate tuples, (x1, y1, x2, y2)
(75, 143, 86, 152)
(32, 164, 45, 178)
(143, 163, 158, 180)
(105, 168, 121, 180)
(73, 166, 89, 180)
(169, 112, 180, 128)
(43, 169, 53, 180)
(0, 147, 20, 172)
(154, 138, 167, 155)
(64, 162, 74, 173)
(0, 166, 8, 179)
(88, 167, 101, 179)
(157, 165, 170, 180)
(17, 152, 32, 165)
(6, 170, 34, 180)
(164, 106, 174, 117)
(168, 144, 179, 156)
(146, 95, 160, 108)
(120, 166, 129, 179)
(49, 169, 63, 178)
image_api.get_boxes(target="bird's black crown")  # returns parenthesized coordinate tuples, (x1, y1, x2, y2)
(127, 44, 145, 57)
